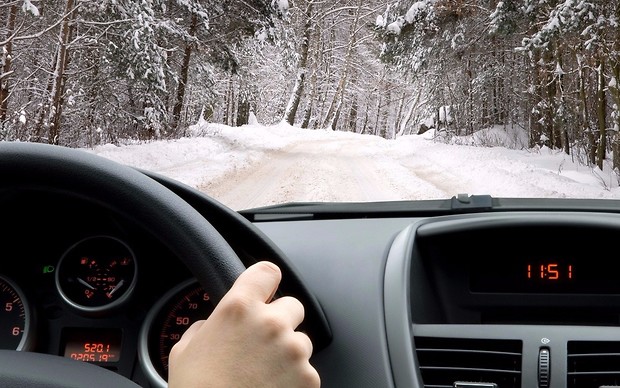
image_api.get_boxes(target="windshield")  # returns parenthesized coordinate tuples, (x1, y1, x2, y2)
(2, 0, 619, 210)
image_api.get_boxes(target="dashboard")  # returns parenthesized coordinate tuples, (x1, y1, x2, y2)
(3, 141, 620, 388)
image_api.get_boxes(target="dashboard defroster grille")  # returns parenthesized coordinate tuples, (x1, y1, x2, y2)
(414, 337, 522, 388)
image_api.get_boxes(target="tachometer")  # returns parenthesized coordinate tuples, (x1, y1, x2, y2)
(138, 279, 214, 388)
(0, 275, 34, 350)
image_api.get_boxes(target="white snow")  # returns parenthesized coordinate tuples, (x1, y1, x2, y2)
(22, 0, 40, 16)
(248, 111, 259, 125)
(420, 116, 435, 129)
(89, 121, 620, 210)
(438, 106, 452, 124)
(406, 0, 432, 23)
(387, 21, 401, 35)
(376, 15, 385, 28)
(275, 0, 289, 15)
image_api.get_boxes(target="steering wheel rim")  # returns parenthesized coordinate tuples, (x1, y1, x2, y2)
(0, 141, 247, 386)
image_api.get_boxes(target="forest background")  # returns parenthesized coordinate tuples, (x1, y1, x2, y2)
(1, 0, 620, 171)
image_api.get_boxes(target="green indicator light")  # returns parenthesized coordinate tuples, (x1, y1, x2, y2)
(43, 265, 55, 274)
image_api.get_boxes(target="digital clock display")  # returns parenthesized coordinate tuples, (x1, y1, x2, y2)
(527, 263, 572, 281)
(470, 256, 620, 294)
(62, 328, 122, 363)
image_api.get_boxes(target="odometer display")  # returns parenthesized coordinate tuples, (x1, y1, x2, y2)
(62, 328, 122, 363)
(139, 280, 214, 387)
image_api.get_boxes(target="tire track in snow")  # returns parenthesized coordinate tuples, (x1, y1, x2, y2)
(199, 138, 432, 210)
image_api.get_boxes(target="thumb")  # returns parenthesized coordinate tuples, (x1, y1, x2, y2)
(223, 261, 281, 304)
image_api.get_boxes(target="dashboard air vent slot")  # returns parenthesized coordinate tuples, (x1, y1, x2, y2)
(568, 341, 620, 387)
(414, 337, 522, 388)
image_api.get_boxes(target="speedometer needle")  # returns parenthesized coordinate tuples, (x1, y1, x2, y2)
(78, 277, 95, 290)
(106, 279, 125, 298)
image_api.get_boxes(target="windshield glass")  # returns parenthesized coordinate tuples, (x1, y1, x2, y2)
(2, 0, 619, 210)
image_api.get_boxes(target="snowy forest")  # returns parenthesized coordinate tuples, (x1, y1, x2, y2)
(1, 0, 620, 169)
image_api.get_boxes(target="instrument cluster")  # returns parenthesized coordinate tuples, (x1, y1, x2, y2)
(0, 229, 213, 386)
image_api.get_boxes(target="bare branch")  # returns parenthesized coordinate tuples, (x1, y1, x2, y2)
(0, 3, 83, 46)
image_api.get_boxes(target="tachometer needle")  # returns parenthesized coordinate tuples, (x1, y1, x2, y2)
(78, 277, 95, 290)
(106, 279, 125, 298)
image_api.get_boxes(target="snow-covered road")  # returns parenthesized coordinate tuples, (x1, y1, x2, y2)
(200, 137, 455, 210)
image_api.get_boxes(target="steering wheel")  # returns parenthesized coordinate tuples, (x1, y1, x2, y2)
(0, 141, 247, 387)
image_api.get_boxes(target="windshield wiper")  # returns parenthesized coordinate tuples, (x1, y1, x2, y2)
(239, 194, 620, 222)
(240, 194, 494, 221)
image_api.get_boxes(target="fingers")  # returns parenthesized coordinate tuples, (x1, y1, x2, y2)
(270, 296, 312, 360)
(170, 319, 204, 355)
(226, 262, 306, 329)
(291, 330, 314, 360)
(269, 295, 305, 329)
(225, 261, 282, 303)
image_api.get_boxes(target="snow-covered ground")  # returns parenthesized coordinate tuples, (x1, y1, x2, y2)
(89, 121, 620, 210)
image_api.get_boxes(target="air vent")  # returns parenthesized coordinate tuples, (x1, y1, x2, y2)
(568, 341, 620, 387)
(414, 337, 522, 388)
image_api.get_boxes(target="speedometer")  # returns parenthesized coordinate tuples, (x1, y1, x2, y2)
(138, 279, 214, 388)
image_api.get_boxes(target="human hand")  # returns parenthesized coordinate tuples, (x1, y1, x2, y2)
(168, 261, 320, 388)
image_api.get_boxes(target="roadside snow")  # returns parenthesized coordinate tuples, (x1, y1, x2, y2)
(89, 121, 620, 210)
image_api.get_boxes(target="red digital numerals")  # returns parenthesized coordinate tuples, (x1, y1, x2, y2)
(527, 264, 572, 280)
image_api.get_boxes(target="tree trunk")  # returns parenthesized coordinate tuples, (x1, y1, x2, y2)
(360, 102, 369, 135)
(236, 94, 250, 126)
(466, 57, 474, 135)
(555, 48, 569, 155)
(394, 91, 405, 136)
(609, 27, 620, 170)
(492, 49, 500, 124)
(613, 0, 620, 170)
(301, 65, 317, 129)
(497, 50, 506, 124)
(312, 36, 335, 129)
(596, 56, 607, 170)
(331, 95, 343, 131)
(543, 47, 557, 149)
(610, 61, 620, 170)
(283, 1, 313, 125)
(0, 5, 17, 126)
(577, 55, 594, 165)
(347, 98, 358, 132)
(48, 0, 75, 145)
(529, 50, 543, 148)
(172, 14, 198, 131)
(223, 77, 233, 126)
(322, 1, 361, 130)
(373, 95, 382, 136)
